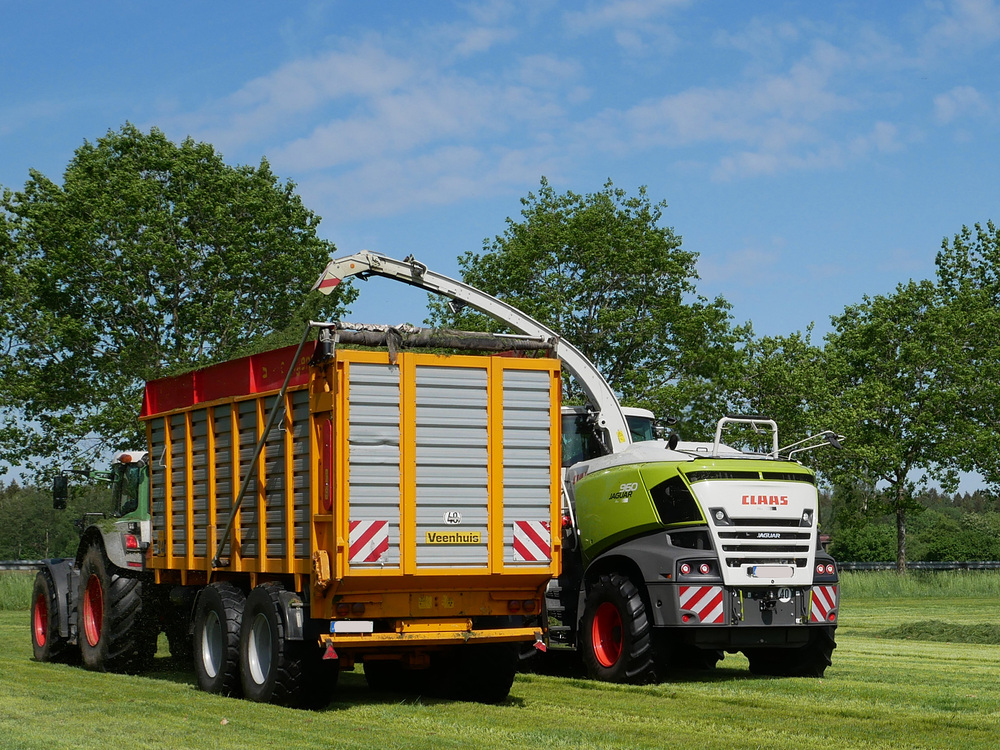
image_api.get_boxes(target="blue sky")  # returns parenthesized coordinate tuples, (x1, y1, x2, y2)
(2, 0, 998, 339)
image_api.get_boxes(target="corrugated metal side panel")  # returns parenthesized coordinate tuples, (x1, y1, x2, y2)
(190, 408, 210, 559)
(169, 414, 188, 558)
(291, 389, 311, 558)
(237, 400, 259, 558)
(502, 369, 554, 565)
(263, 399, 288, 559)
(150, 417, 167, 554)
(213, 406, 234, 554)
(414, 365, 489, 568)
(347, 362, 401, 568)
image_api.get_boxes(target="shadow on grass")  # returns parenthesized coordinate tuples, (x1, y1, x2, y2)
(519, 649, 759, 687)
(134, 643, 762, 712)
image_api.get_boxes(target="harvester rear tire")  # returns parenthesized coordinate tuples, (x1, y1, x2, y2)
(193, 581, 245, 696)
(580, 573, 655, 684)
(78, 544, 155, 673)
(31, 569, 66, 662)
(239, 582, 310, 707)
(746, 627, 836, 677)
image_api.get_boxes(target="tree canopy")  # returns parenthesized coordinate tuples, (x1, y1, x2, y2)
(429, 178, 742, 437)
(0, 124, 354, 475)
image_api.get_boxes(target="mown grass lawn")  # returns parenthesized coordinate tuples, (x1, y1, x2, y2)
(2, 572, 1000, 749)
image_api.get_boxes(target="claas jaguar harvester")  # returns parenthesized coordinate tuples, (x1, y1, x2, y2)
(31, 323, 563, 706)
(312, 252, 842, 682)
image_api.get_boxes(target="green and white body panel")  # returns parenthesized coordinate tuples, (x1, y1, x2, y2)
(559, 441, 838, 654)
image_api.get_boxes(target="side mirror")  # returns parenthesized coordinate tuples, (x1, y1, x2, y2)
(53, 475, 68, 510)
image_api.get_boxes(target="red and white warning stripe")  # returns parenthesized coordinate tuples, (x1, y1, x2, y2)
(810, 585, 838, 622)
(512, 520, 551, 563)
(349, 520, 389, 564)
(678, 585, 725, 624)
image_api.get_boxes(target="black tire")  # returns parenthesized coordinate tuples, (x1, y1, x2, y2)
(193, 582, 245, 696)
(78, 544, 155, 673)
(239, 582, 315, 707)
(746, 627, 836, 677)
(300, 642, 340, 710)
(580, 573, 655, 684)
(165, 611, 193, 664)
(453, 643, 518, 704)
(363, 659, 404, 691)
(31, 569, 66, 662)
(654, 632, 723, 672)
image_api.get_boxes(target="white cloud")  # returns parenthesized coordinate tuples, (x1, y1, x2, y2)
(922, 0, 1000, 53)
(564, 0, 691, 33)
(163, 41, 417, 152)
(933, 85, 991, 123)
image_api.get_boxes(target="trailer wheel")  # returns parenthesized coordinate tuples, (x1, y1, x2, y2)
(746, 627, 836, 677)
(78, 544, 154, 673)
(239, 582, 310, 706)
(580, 573, 655, 684)
(31, 569, 65, 662)
(454, 643, 518, 704)
(193, 581, 245, 696)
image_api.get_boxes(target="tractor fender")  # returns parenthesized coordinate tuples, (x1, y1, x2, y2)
(37, 558, 79, 641)
(576, 529, 693, 628)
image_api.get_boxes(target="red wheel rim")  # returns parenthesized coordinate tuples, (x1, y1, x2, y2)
(592, 601, 623, 667)
(33, 593, 48, 647)
(82, 574, 104, 647)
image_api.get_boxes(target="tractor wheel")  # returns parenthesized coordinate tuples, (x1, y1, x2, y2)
(193, 581, 245, 696)
(78, 543, 155, 673)
(580, 573, 656, 684)
(31, 569, 66, 662)
(239, 582, 311, 707)
(746, 627, 836, 677)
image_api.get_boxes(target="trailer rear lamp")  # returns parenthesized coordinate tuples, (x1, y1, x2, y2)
(507, 600, 522, 613)
(815, 564, 825, 575)
(522, 600, 537, 614)
(825, 564, 836, 576)
(351, 602, 366, 615)
(561, 515, 572, 529)
(680, 563, 692, 575)
(335, 603, 350, 617)
(699, 563, 711, 575)
(125, 534, 139, 551)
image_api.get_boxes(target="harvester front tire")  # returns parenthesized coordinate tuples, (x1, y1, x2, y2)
(78, 544, 154, 673)
(31, 569, 66, 662)
(580, 573, 655, 684)
(239, 582, 310, 707)
(193, 581, 245, 696)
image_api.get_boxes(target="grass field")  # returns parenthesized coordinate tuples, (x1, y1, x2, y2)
(3, 571, 1000, 749)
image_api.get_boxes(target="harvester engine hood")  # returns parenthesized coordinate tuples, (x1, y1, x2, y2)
(683, 469, 819, 588)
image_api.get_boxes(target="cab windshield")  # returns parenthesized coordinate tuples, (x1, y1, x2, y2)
(626, 415, 656, 443)
(111, 463, 143, 517)
(561, 413, 606, 467)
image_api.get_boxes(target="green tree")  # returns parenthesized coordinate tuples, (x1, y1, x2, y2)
(0, 124, 355, 476)
(429, 178, 741, 436)
(726, 326, 831, 451)
(821, 279, 970, 572)
(934, 221, 1000, 486)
